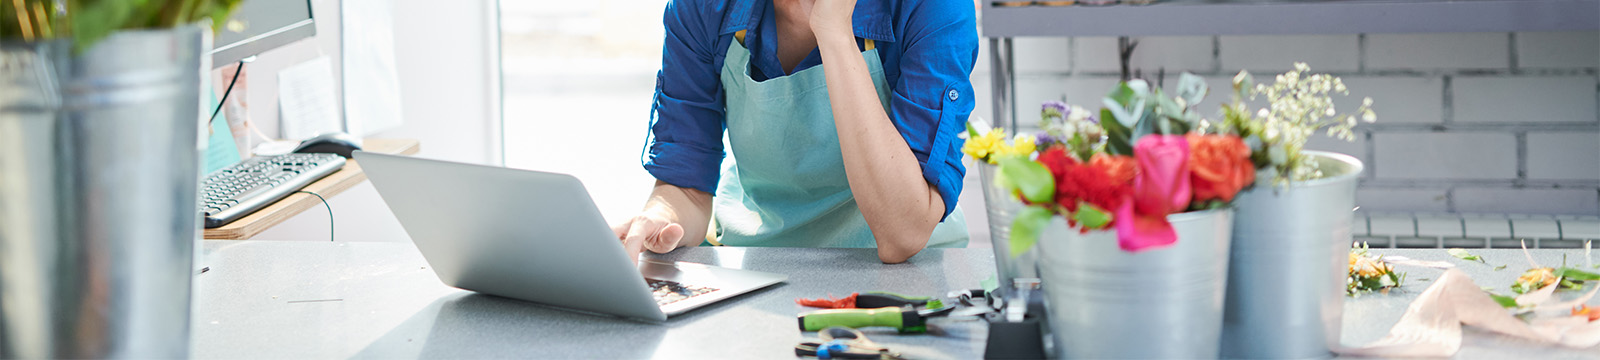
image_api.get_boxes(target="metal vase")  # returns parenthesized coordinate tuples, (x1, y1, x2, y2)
(1036, 208, 1234, 359)
(0, 25, 209, 359)
(978, 163, 1039, 298)
(1220, 151, 1363, 360)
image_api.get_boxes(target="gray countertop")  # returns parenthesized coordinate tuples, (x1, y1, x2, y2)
(192, 241, 993, 359)
(192, 241, 1599, 359)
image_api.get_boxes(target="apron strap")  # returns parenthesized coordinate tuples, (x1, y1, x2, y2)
(733, 30, 875, 52)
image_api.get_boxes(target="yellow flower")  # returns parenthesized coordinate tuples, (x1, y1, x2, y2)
(997, 135, 1036, 159)
(1517, 267, 1558, 289)
(1348, 251, 1390, 278)
(962, 129, 1008, 163)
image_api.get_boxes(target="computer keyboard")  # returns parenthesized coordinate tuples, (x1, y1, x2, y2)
(200, 153, 346, 228)
(647, 278, 718, 306)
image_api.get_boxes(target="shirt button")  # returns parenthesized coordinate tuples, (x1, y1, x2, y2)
(947, 89, 960, 101)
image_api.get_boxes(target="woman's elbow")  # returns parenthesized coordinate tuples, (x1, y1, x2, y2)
(875, 232, 930, 264)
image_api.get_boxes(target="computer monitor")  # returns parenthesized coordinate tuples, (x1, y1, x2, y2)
(211, 0, 316, 67)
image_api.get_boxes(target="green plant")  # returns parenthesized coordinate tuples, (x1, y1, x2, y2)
(1097, 73, 1209, 156)
(4, 0, 242, 51)
(1215, 63, 1375, 186)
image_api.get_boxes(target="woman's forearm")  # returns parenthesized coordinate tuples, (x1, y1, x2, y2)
(645, 180, 714, 249)
(816, 34, 945, 263)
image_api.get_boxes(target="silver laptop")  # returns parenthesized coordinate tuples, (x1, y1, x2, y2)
(356, 151, 786, 322)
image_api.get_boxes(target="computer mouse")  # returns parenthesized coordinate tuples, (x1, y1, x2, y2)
(293, 131, 364, 158)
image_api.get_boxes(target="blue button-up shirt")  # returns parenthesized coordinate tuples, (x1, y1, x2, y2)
(643, 0, 978, 219)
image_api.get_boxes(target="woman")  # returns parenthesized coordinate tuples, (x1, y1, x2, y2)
(611, 0, 978, 263)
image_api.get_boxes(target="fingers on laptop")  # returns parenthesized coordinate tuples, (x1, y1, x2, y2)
(649, 223, 684, 254)
(618, 215, 685, 263)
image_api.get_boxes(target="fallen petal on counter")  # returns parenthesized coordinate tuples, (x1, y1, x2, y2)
(1335, 268, 1597, 357)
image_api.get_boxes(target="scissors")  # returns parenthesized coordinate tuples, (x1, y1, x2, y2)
(794, 326, 907, 360)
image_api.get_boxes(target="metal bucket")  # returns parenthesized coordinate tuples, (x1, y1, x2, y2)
(977, 163, 1039, 298)
(0, 25, 208, 359)
(1220, 151, 1363, 360)
(1037, 208, 1234, 359)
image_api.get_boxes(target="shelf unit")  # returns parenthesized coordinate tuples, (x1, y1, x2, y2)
(980, 0, 1600, 130)
(983, 0, 1599, 37)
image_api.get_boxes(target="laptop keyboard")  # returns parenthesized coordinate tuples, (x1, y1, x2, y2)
(647, 279, 717, 306)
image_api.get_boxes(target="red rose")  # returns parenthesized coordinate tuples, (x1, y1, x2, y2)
(1044, 151, 1132, 228)
(1186, 134, 1256, 203)
(1037, 146, 1077, 177)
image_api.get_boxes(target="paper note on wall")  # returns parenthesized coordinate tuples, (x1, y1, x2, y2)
(342, 0, 404, 136)
(277, 56, 343, 140)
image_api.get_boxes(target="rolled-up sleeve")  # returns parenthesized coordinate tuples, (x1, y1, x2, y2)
(643, 0, 726, 194)
(888, 0, 978, 220)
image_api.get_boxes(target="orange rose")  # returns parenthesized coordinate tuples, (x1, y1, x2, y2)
(1090, 153, 1136, 186)
(1186, 134, 1255, 203)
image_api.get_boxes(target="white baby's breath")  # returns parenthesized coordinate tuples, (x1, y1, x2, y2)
(1221, 63, 1376, 185)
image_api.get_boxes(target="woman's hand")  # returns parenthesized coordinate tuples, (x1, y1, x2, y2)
(610, 181, 713, 263)
(610, 210, 686, 263)
(808, 0, 858, 40)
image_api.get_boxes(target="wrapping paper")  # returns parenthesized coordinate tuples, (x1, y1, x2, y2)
(1335, 268, 1600, 357)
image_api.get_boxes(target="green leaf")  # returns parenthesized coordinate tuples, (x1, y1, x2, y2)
(998, 157, 1054, 204)
(71, 0, 147, 52)
(1068, 133, 1092, 162)
(1100, 108, 1133, 156)
(1494, 264, 1507, 271)
(1008, 206, 1053, 258)
(1555, 267, 1600, 281)
(1073, 202, 1112, 229)
(1446, 248, 1486, 263)
(1487, 293, 1519, 308)
(1105, 80, 1139, 108)
(1102, 80, 1149, 130)
(1175, 72, 1208, 107)
(1232, 71, 1255, 98)
(966, 121, 979, 139)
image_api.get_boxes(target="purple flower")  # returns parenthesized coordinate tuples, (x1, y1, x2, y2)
(1042, 101, 1068, 114)
(1035, 133, 1058, 148)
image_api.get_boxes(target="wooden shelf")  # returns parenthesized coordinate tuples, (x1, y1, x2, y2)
(982, 0, 1600, 37)
(203, 138, 420, 240)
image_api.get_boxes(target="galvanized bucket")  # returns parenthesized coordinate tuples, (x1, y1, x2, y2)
(1037, 208, 1234, 359)
(0, 25, 208, 359)
(977, 163, 1039, 298)
(1220, 151, 1363, 360)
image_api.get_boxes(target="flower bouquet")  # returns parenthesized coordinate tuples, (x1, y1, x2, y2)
(965, 73, 1254, 359)
(1214, 63, 1376, 359)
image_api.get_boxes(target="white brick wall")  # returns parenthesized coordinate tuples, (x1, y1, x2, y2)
(1219, 35, 1359, 73)
(1356, 188, 1451, 213)
(1526, 132, 1600, 180)
(1074, 36, 1214, 73)
(975, 30, 1599, 216)
(1304, 133, 1366, 164)
(1337, 77, 1441, 124)
(1453, 76, 1598, 124)
(1014, 37, 1072, 74)
(1454, 188, 1600, 215)
(1516, 32, 1600, 69)
(1366, 33, 1510, 70)
(1373, 132, 1517, 180)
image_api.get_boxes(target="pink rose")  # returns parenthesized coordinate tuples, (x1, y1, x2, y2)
(1115, 135, 1192, 252)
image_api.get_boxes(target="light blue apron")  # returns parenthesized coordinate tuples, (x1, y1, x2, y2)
(713, 33, 969, 249)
